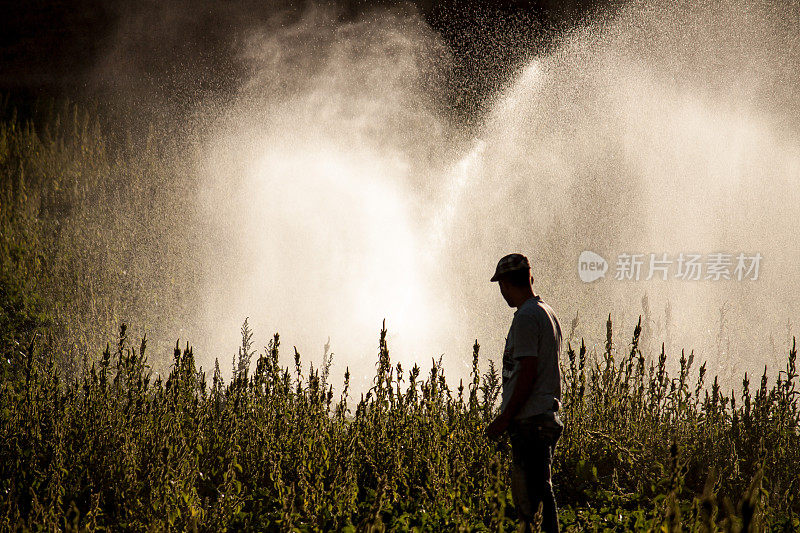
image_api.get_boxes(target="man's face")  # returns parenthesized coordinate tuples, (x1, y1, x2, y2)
(498, 279, 514, 307)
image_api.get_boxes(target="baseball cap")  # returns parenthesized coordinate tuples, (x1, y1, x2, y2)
(490, 253, 530, 282)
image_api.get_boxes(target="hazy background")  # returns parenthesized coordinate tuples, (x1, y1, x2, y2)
(2, 0, 798, 394)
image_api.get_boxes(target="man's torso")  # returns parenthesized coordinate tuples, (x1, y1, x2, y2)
(501, 295, 562, 420)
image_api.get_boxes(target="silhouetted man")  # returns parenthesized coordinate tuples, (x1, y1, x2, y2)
(485, 253, 563, 533)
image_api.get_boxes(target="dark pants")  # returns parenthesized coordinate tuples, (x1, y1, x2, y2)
(509, 413, 563, 533)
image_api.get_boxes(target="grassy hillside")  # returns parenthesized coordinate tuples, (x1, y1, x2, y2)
(0, 98, 200, 376)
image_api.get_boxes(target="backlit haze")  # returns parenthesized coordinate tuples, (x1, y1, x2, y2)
(116, 1, 800, 394)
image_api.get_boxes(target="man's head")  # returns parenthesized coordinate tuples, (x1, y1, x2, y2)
(491, 253, 534, 308)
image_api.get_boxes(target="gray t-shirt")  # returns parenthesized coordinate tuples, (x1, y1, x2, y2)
(500, 295, 562, 420)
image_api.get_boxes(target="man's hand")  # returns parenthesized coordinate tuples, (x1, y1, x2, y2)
(485, 412, 511, 440)
(486, 357, 539, 441)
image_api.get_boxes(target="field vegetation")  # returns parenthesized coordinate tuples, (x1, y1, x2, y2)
(1, 103, 798, 531)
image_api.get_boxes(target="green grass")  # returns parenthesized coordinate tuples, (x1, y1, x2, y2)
(1, 319, 798, 531)
(1, 101, 799, 531)
(0, 97, 201, 376)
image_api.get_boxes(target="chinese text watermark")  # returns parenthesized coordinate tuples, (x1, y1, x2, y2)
(578, 251, 762, 283)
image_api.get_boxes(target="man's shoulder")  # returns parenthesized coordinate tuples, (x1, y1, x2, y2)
(515, 297, 561, 331)
(514, 298, 547, 327)
(517, 297, 550, 318)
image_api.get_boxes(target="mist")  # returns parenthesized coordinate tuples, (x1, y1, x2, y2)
(67, 0, 800, 394)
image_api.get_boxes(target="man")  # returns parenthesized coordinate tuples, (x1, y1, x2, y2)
(485, 253, 563, 533)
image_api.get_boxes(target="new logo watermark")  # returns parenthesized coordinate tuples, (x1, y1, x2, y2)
(578, 251, 608, 282)
(578, 251, 762, 282)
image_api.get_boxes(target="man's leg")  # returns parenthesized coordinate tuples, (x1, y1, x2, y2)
(510, 442, 534, 528)
(510, 423, 561, 533)
(529, 427, 559, 533)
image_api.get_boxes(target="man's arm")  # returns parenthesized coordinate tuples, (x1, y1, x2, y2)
(485, 356, 538, 440)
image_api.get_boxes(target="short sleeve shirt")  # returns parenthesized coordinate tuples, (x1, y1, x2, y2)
(500, 295, 562, 420)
